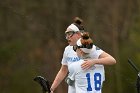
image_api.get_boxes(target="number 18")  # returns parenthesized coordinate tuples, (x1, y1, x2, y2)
(86, 73, 101, 91)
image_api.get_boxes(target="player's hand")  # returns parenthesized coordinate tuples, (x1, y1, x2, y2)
(81, 59, 95, 70)
(50, 88, 54, 93)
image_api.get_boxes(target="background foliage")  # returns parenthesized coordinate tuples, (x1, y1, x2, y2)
(0, 0, 140, 93)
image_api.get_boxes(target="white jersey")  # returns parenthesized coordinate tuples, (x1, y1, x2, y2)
(61, 45, 105, 93)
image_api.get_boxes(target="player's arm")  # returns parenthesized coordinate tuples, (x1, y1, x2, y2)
(81, 52, 116, 70)
(50, 65, 68, 92)
(95, 51, 116, 65)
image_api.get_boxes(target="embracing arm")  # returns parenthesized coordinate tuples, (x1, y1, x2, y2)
(81, 52, 116, 70)
(95, 51, 116, 65)
(50, 65, 68, 92)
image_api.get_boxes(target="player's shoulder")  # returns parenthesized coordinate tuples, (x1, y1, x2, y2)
(92, 45, 102, 51)
(91, 45, 104, 55)
(64, 45, 73, 52)
(65, 45, 73, 50)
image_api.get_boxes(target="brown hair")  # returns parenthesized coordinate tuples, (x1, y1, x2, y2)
(81, 32, 93, 45)
(73, 17, 84, 31)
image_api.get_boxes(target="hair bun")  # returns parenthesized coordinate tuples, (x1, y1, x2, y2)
(73, 17, 83, 25)
(82, 32, 90, 39)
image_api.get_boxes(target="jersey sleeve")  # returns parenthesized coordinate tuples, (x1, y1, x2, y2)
(95, 46, 104, 58)
(90, 45, 104, 59)
(61, 46, 68, 65)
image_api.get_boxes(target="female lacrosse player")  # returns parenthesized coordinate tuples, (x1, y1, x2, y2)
(66, 32, 114, 93)
(50, 17, 116, 93)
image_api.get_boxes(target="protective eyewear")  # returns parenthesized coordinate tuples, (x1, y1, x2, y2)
(73, 43, 93, 52)
(65, 31, 76, 39)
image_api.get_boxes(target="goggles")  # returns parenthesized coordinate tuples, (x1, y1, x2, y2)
(73, 43, 93, 52)
(65, 31, 76, 39)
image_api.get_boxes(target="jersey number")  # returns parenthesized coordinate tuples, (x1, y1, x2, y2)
(86, 73, 101, 91)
